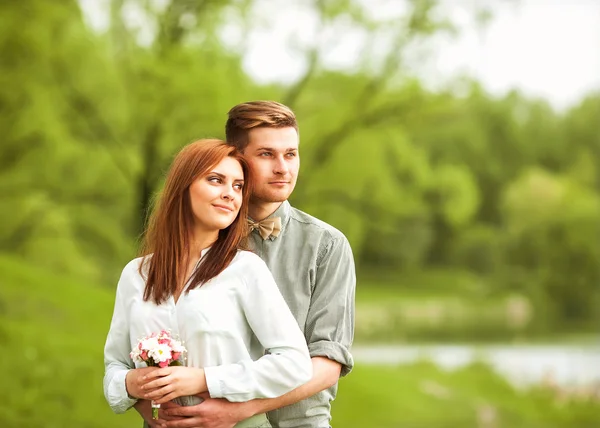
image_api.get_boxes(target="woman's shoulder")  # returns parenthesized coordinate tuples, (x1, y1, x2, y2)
(232, 249, 265, 267)
(120, 256, 147, 278)
(229, 250, 270, 276)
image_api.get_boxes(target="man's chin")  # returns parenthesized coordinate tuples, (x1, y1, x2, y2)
(251, 192, 291, 204)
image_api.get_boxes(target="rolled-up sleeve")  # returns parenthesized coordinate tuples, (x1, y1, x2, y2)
(204, 257, 312, 401)
(306, 234, 355, 376)
(103, 263, 137, 413)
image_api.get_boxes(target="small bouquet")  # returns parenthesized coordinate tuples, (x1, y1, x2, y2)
(130, 330, 187, 420)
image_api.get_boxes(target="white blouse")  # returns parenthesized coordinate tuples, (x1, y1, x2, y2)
(103, 249, 312, 414)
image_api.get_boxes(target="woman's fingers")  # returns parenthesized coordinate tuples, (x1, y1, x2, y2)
(143, 367, 170, 381)
(153, 391, 179, 405)
(145, 383, 175, 401)
(142, 373, 172, 391)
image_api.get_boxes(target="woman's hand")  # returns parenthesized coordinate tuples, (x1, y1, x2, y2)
(141, 366, 207, 404)
(126, 367, 160, 399)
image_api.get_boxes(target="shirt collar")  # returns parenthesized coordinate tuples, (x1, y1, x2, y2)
(249, 200, 291, 241)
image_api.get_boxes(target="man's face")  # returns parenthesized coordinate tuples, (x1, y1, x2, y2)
(243, 127, 299, 204)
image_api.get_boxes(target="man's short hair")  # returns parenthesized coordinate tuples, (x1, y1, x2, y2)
(225, 101, 298, 151)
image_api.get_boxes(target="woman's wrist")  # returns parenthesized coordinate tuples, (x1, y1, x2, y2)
(125, 370, 138, 399)
(195, 367, 208, 394)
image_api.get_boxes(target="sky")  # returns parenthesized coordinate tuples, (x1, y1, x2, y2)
(79, 0, 600, 110)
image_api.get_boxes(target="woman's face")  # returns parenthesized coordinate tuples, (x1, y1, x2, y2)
(189, 156, 245, 234)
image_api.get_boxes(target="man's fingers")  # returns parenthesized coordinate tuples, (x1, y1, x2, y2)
(164, 404, 204, 417)
(165, 418, 203, 428)
(160, 400, 182, 410)
(159, 410, 186, 422)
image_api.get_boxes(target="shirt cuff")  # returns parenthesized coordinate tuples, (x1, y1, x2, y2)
(308, 340, 354, 377)
(204, 366, 224, 399)
(107, 370, 138, 413)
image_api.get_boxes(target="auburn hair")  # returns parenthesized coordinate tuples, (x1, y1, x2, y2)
(139, 139, 253, 305)
(225, 100, 298, 151)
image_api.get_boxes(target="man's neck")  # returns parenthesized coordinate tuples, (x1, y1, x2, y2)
(248, 200, 284, 221)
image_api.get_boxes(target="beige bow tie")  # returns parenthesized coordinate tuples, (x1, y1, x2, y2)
(248, 217, 282, 240)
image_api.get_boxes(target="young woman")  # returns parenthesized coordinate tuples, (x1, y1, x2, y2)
(103, 139, 311, 428)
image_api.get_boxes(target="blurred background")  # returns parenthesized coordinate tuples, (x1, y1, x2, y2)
(1, 0, 599, 426)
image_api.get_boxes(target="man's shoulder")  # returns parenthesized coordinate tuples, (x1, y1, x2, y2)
(288, 205, 347, 242)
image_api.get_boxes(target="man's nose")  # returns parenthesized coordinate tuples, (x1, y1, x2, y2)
(273, 156, 289, 174)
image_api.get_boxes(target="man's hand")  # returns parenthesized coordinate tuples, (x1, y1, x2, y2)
(127, 367, 159, 399)
(134, 399, 188, 428)
(142, 366, 207, 405)
(163, 393, 254, 428)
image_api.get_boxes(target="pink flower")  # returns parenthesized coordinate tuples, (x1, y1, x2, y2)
(138, 342, 143, 350)
(172, 352, 181, 360)
(159, 338, 170, 345)
(141, 350, 148, 360)
(159, 360, 169, 368)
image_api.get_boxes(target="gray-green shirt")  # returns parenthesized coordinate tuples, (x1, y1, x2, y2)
(248, 201, 355, 428)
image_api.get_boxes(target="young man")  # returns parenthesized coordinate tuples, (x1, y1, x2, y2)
(159, 101, 356, 428)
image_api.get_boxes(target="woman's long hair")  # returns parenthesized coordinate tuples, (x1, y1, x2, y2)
(139, 139, 253, 304)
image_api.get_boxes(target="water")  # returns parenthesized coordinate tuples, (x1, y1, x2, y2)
(352, 343, 600, 388)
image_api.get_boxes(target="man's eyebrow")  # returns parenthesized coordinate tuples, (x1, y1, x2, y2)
(255, 147, 297, 152)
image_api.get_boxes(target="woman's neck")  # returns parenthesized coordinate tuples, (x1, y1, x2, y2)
(175, 230, 217, 301)
(188, 229, 218, 258)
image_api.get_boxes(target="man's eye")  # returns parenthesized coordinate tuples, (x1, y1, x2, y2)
(286, 152, 297, 157)
(259, 152, 271, 157)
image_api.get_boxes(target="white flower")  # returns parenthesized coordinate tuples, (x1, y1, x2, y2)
(171, 340, 186, 354)
(130, 348, 142, 363)
(140, 337, 160, 352)
(149, 343, 172, 363)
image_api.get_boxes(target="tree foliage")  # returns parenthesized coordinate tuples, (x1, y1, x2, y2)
(1, 0, 598, 329)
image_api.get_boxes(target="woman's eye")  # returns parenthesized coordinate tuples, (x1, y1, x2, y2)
(234, 183, 243, 190)
(208, 177, 221, 183)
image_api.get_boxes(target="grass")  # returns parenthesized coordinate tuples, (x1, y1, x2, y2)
(1, 253, 599, 427)
(333, 361, 600, 428)
(0, 254, 139, 427)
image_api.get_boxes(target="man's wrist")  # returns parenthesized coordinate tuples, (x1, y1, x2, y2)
(241, 399, 262, 419)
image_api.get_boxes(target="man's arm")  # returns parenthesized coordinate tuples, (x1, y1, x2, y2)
(163, 357, 340, 428)
(248, 356, 341, 414)
(164, 233, 355, 428)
